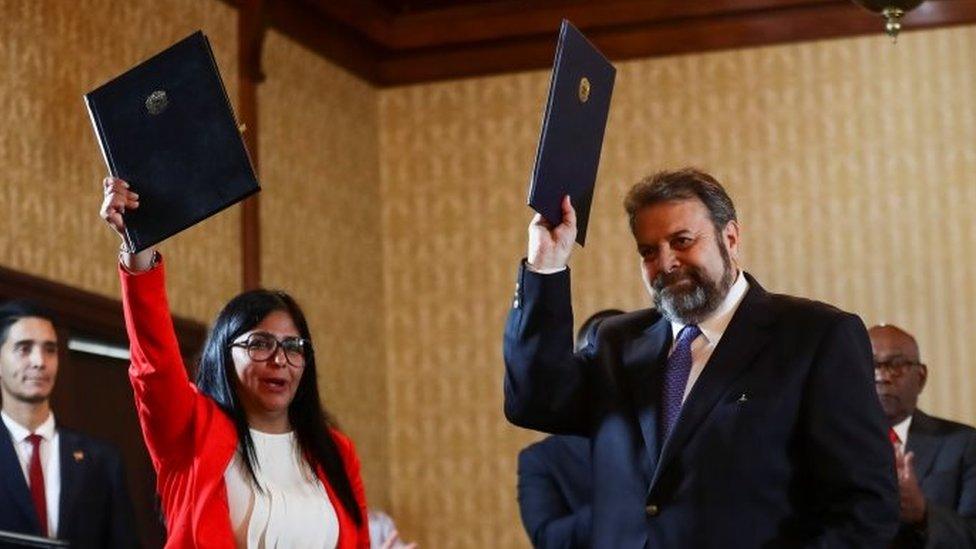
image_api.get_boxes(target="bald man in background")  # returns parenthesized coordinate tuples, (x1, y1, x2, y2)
(870, 324, 976, 548)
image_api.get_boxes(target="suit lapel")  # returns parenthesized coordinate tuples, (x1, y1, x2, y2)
(58, 428, 84, 535)
(0, 420, 41, 532)
(906, 411, 940, 480)
(651, 277, 775, 490)
(623, 316, 671, 476)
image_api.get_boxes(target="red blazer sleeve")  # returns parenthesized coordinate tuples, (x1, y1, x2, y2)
(119, 258, 198, 470)
(331, 429, 371, 548)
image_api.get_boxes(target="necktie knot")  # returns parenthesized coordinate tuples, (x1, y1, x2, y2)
(27, 433, 43, 448)
(675, 325, 701, 348)
(888, 427, 901, 446)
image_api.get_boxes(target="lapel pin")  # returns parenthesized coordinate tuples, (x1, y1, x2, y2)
(737, 393, 749, 403)
(73, 450, 85, 462)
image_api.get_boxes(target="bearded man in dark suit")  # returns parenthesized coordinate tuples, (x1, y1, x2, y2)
(503, 168, 899, 548)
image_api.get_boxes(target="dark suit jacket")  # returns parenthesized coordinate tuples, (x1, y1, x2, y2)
(893, 410, 976, 548)
(504, 265, 900, 548)
(0, 421, 138, 548)
(518, 435, 593, 548)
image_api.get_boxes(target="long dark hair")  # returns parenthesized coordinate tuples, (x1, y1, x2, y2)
(195, 289, 362, 526)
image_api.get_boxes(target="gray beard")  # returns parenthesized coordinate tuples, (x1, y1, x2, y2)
(656, 285, 712, 325)
(652, 244, 735, 325)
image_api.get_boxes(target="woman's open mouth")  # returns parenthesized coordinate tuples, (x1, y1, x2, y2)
(259, 377, 288, 393)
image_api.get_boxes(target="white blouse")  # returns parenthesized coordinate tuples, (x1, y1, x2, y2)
(224, 429, 339, 549)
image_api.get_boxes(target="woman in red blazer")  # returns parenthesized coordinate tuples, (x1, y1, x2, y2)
(99, 177, 370, 548)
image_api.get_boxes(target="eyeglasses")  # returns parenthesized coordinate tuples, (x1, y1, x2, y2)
(873, 358, 920, 377)
(229, 333, 309, 367)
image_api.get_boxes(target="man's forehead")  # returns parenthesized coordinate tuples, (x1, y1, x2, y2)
(6, 317, 57, 341)
(634, 200, 711, 235)
(869, 326, 919, 359)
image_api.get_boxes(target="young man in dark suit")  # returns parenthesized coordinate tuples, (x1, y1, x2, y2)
(0, 300, 137, 547)
(503, 168, 899, 547)
(870, 324, 976, 548)
(516, 310, 622, 548)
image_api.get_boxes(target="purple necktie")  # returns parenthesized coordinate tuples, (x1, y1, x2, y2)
(661, 325, 701, 445)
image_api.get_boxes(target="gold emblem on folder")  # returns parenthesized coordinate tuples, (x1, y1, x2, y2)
(145, 90, 169, 115)
(578, 77, 591, 103)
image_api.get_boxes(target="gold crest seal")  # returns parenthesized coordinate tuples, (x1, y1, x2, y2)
(578, 77, 591, 103)
(145, 90, 169, 115)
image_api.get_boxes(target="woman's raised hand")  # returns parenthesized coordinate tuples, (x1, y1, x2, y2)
(100, 176, 157, 271)
(99, 176, 139, 239)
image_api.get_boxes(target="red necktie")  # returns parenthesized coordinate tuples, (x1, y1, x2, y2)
(26, 434, 47, 536)
(888, 426, 901, 446)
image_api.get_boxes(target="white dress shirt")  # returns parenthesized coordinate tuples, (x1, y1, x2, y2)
(1, 410, 61, 536)
(225, 429, 339, 549)
(892, 414, 913, 448)
(668, 271, 750, 403)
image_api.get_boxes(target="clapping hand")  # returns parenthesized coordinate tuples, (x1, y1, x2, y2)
(380, 530, 418, 549)
(895, 446, 927, 525)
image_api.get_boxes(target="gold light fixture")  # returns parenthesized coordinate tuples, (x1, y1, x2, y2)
(851, 0, 926, 41)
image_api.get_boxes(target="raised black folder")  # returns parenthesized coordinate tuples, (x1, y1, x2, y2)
(528, 20, 616, 246)
(84, 31, 259, 253)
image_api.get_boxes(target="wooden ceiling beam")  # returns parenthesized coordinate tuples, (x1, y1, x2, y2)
(306, 0, 839, 49)
(222, 0, 976, 86)
(379, 0, 838, 49)
(373, 0, 976, 85)
(303, 0, 394, 40)
(265, 0, 382, 83)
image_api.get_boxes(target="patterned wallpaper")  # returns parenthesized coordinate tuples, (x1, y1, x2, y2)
(379, 26, 976, 546)
(4, 2, 976, 547)
(258, 29, 389, 510)
(0, 0, 239, 321)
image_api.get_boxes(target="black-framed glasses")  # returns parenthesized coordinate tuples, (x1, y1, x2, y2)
(873, 358, 920, 377)
(230, 332, 309, 367)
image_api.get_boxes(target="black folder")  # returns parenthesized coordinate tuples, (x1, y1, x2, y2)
(84, 31, 259, 253)
(0, 528, 69, 548)
(528, 20, 616, 246)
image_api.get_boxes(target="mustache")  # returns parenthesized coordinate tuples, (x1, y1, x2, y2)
(651, 266, 706, 292)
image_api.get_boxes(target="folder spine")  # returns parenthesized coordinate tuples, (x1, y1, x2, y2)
(84, 93, 139, 253)
(528, 20, 569, 208)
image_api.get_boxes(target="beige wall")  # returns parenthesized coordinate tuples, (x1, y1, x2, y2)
(3, 2, 976, 547)
(379, 26, 976, 545)
(0, 0, 240, 321)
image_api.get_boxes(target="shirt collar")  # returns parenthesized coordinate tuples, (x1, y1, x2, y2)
(671, 270, 750, 344)
(1, 410, 56, 442)
(893, 414, 913, 445)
